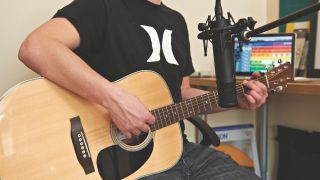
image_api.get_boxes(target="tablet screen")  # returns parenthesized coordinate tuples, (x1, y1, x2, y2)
(233, 34, 295, 76)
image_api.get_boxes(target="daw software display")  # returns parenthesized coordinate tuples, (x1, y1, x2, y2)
(233, 34, 295, 75)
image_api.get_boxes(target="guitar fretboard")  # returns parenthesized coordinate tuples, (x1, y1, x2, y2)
(150, 76, 270, 132)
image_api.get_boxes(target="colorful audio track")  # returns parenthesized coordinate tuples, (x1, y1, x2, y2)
(234, 35, 293, 73)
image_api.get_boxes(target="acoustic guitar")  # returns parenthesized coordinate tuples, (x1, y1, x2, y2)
(0, 63, 293, 180)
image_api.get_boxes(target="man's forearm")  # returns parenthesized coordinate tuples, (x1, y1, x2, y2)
(19, 37, 115, 109)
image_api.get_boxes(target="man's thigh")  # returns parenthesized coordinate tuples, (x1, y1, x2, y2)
(141, 142, 260, 180)
(188, 143, 260, 180)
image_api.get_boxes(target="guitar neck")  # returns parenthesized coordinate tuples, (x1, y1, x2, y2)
(150, 75, 270, 132)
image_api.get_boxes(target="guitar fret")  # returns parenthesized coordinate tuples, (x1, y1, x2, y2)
(178, 102, 185, 120)
(186, 101, 191, 117)
(192, 97, 200, 114)
(199, 95, 206, 113)
(191, 98, 197, 114)
(164, 106, 171, 125)
(191, 100, 196, 115)
(161, 107, 166, 127)
(183, 102, 188, 119)
(183, 101, 188, 117)
(151, 110, 159, 131)
(201, 95, 207, 112)
(169, 106, 173, 124)
(207, 93, 213, 111)
(196, 96, 204, 114)
(159, 108, 165, 128)
(156, 109, 162, 128)
(173, 104, 181, 121)
(163, 106, 168, 126)
(160, 107, 166, 128)
(188, 99, 195, 116)
(208, 93, 213, 107)
(213, 92, 219, 107)
(186, 101, 192, 117)
(155, 109, 161, 128)
(168, 105, 175, 124)
(163, 107, 169, 127)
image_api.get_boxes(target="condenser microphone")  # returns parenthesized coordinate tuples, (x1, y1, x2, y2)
(210, 0, 237, 108)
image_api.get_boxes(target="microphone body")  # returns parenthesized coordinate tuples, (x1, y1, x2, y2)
(212, 2, 238, 108)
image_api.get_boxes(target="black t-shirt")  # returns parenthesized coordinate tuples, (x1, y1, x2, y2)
(53, 0, 195, 137)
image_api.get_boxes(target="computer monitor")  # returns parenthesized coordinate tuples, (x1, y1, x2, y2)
(233, 33, 295, 76)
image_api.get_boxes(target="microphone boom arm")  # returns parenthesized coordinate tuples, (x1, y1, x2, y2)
(246, 2, 320, 38)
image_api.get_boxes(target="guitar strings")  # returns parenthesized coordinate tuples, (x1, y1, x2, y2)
(155, 66, 291, 128)
(151, 70, 289, 129)
(114, 68, 290, 134)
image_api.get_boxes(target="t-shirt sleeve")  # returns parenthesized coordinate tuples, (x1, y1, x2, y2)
(53, 0, 107, 52)
(181, 18, 195, 77)
(183, 33, 195, 76)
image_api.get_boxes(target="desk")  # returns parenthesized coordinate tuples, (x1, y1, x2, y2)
(190, 77, 320, 180)
(190, 77, 320, 95)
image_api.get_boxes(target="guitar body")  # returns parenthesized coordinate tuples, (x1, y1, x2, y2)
(0, 71, 183, 180)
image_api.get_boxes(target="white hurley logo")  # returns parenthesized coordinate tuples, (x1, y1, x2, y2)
(141, 25, 179, 65)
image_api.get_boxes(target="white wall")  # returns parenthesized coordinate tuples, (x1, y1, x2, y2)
(0, 0, 73, 95)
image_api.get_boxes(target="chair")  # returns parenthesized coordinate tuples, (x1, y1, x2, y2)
(186, 116, 220, 147)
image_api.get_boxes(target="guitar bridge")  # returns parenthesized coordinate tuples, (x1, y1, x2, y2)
(70, 116, 95, 174)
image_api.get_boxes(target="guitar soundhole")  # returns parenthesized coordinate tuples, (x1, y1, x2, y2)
(121, 132, 149, 146)
(111, 123, 154, 152)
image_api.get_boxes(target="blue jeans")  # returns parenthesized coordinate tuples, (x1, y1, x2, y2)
(141, 142, 260, 180)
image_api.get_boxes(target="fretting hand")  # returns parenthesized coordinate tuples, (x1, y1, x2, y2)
(238, 72, 268, 110)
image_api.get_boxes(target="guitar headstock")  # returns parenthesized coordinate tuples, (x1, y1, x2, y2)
(264, 62, 294, 93)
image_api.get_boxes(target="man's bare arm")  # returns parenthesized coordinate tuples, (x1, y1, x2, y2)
(19, 18, 111, 106)
(18, 18, 155, 138)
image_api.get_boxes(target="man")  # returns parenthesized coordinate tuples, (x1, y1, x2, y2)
(18, 0, 267, 179)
